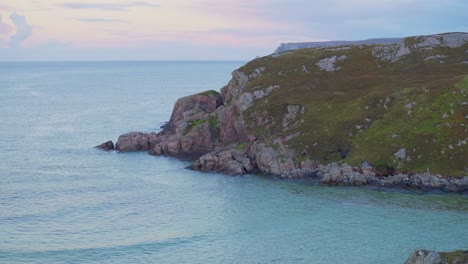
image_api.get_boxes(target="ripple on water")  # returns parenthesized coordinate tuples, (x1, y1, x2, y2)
(0, 62, 466, 264)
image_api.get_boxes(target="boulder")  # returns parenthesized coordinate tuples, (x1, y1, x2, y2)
(115, 132, 159, 152)
(394, 148, 407, 160)
(95, 140, 114, 151)
(189, 149, 254, 175)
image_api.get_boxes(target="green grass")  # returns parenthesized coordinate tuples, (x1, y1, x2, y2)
(236, 41, 468, 176)
(183, 119, 205, 135)
(208, 115, 219, 128)
(199, 90, 220, 96)
(235, 142, 248, 151)
(440, 250, 468, 263)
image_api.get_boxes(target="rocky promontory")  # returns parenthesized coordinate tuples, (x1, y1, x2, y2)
(103, 32, 468, 193)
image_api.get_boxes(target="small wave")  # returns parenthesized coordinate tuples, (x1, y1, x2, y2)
(0, 234, 206, 262)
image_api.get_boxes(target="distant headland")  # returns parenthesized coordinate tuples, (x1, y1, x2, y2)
(99, 32, 468, 193)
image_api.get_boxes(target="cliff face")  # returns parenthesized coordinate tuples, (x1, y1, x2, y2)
(111, 32, 468, 193)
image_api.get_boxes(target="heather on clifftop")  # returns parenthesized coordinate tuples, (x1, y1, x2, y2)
(240, 33, 468, 177)
(108, 32, 468, 192)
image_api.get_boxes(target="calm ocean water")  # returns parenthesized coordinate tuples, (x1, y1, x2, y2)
(0, 61, 466, 264)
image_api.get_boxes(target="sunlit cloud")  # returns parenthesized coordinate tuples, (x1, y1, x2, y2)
(0, 15, 13, 35)
(0, 4, 10, 11)
(77, 18, 129, 23)
(59, 1, 160, 11)
(0, 15, 13, 47)
(0, 0, 466, 60)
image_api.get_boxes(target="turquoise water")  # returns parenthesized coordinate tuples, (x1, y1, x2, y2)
(0, 61, 466, 264)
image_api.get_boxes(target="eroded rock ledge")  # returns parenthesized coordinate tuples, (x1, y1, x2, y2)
(103, 32, 468, 193)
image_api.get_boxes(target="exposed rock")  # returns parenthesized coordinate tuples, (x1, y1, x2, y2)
(162, 90, 222, 134)
(108, 32, 468, 193)
(316, 55, 347, 72)
(405, 250, 442, 264)
(115, 132, 158, 152)
(424, 55, 447, 61)
(150, 120, 218, 159)
(95, 140, 114, 151)
(252, 85, 279, 99)
(189, 148, 254, 175)
(238, 92, 254, 112)
(249, 67, 265, 79)
(372, 33, 468, 62)
(115, 70, 251, 159)
(394, 148, 407, 160)
(405, 250, 468, 264)
(318, 163, 369, 186)
(361, 161, 375, 177)
(282, 105, 304, 129)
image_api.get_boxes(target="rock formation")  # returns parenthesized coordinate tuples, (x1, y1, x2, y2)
(95, 140, 114, 151)
(101, 32, 468, 193)
(405, 249, 468, 264)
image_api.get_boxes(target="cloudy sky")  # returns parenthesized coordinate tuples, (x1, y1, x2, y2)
(0, 0, 466, 61)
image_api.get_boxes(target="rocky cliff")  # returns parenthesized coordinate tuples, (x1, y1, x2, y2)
(103, 32, 468, 193)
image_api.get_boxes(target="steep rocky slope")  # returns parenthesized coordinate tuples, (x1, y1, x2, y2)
(105, 32, 468, 192)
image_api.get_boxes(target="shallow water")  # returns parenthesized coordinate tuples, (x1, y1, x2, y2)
(0, 61, 466, 264)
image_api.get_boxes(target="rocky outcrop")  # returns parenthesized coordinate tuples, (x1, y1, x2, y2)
(115, 91, 224, 159)
(316, 55, 347, 71)
(372, 32, 468, 62)
(115, 132, 158, 152)
(109, 32, 468, 193)
(190, 148, 254, 175)
(316, 163, 468, 192)
(95, 140, 114, 151)
(405, 250, 468, 264)
(114, 74, 252, 159)
(161, 91, 222, 134)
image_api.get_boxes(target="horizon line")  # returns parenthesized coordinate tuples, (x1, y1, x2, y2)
(0, 59, 249, 63)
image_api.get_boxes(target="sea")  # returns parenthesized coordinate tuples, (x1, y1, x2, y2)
(0, 61, 466, 264)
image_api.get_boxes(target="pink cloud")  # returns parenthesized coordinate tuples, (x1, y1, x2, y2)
(0, 15, 13, 37)
(0, 4, 12, 11)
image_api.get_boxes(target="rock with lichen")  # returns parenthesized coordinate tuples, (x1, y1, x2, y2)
(108, 32, 468, 193)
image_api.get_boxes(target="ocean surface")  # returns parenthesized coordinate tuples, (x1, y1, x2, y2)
(0, 61, 466, 264)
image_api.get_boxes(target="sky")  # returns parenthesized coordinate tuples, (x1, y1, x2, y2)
(0, 0, 466, 61)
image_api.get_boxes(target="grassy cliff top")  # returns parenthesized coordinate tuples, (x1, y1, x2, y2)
(238, 34, 468, 176)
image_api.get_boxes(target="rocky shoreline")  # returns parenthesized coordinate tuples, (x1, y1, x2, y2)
(98, 32, 468, 194)
(405, 249, 468, 264)
(99, 133, 468, 193)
